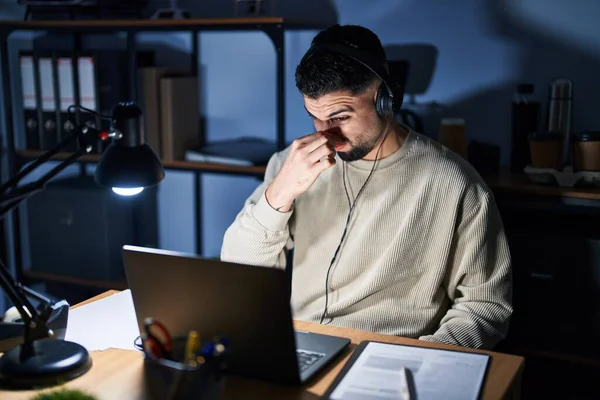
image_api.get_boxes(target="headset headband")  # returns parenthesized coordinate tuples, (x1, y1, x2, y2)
(308, 42, 400, 100)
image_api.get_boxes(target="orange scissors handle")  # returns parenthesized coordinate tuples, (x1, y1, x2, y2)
(142, 317, 173, 359)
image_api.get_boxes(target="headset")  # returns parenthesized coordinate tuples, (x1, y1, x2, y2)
(304, 41, 401, 324)
(304, 41, 404, 116)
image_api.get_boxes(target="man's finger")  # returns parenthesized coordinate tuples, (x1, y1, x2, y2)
(303, 134, 329, 153)
(309, 142, 335, 163)
(314, 154, 336, 172)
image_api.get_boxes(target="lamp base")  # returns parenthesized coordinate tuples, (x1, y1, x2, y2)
(0, 338, 92, 389)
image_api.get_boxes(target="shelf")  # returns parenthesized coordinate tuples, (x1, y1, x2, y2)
(23, 270, 127, 290)
(16, 149, 267, 177)
(485, 170, 600, 201)
(0, 17, 331, 33)
(1, 14, 291, 293)
(20, 150, 600, 196)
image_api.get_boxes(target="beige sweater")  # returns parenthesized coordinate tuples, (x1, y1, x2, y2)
(221, 130, 512, 349)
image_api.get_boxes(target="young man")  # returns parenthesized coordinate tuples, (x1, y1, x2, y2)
(221, 24, 512, 349)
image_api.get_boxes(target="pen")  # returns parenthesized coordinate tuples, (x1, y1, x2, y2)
(400, 366, 411, 400)
(184, 330, 200, 364)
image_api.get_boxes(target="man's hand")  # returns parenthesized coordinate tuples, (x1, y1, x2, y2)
(266, 132, 339, 212)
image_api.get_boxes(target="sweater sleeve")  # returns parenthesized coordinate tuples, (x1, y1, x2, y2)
(419, 187, 513, 349)
(220, 151, 293, 269)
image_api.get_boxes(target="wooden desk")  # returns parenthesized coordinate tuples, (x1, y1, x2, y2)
(1, 291, 525, 400)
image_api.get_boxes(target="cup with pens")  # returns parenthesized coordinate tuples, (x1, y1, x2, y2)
(139, 317, 230, 400)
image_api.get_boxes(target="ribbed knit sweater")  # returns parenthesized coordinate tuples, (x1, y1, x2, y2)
(221, 130, 512, 349)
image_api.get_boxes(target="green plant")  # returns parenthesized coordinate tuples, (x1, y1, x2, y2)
(30, 388, 97, 400)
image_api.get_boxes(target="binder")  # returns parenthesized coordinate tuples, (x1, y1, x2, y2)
(21, 43, 156, 154)
(56, 50, 155, 154)
(19, 51, 92, 152)
(19, 54, 40, 150)
(76, 54, 101, 153)
(39, 56, 59, 150)
(51, 52, 63, 148)
(56, 54, 77, 150)
(54, 53, 97, 152)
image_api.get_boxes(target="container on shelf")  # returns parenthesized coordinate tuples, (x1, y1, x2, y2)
(572, 131, 600, 172)
(528, 131, 563, 170)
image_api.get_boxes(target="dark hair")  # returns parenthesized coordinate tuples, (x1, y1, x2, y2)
(295, 24, 387, 99)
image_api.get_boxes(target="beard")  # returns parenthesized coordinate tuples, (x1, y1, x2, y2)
(337, 127, 386, 162)
(337, 143, 375, 162)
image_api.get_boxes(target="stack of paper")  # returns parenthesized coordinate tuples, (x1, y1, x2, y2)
(64, 290, 140, 352)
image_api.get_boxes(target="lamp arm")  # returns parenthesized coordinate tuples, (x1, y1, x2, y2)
(0, 257, 36, 327)
(21, 284, 52, 304)
(0, 132, 84, 327)
(0, 126, 104, 219)
(0, 125, 105, 341)
(1, 102, 113, 195)
(0, 129, 81, 195)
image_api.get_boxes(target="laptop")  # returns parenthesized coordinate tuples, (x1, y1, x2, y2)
(121, 245, 351, 385)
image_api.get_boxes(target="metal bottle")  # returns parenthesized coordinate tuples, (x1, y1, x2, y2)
(547, 79, 573, 168)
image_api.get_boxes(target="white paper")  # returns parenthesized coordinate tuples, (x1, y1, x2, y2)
(330, 342, 489, 400)
(65, 290, 140, 352)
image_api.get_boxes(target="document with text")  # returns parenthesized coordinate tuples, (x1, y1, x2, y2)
(328, 341, 489, 400)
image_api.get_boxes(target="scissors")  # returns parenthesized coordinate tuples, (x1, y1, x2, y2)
(141, 317, 173, 360)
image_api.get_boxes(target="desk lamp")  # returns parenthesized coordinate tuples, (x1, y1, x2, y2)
(0, 101, 165, 389)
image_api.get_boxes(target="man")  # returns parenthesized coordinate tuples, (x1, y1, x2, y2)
(221, 24, 512, 349)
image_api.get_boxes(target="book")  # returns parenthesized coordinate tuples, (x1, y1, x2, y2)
(159, 75, 200, 161)
(184, 137, 279, 166)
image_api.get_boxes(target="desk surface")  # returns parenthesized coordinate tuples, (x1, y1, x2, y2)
(1, 291, 525, 400)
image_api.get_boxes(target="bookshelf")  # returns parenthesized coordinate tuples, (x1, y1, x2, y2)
(0, 17, 330, 291)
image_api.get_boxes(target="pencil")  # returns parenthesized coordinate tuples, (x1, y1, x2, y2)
(184, 330, 200, 363)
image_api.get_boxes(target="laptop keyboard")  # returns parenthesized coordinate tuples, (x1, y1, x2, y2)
(297, 349, 326, 372)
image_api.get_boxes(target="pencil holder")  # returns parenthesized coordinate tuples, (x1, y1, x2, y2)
(143, 336, 227, 400)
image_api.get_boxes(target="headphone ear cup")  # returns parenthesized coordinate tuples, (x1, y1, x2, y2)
(375, 84, 387, 116)
(376, 83, 394, 116)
